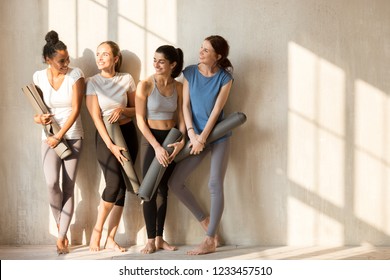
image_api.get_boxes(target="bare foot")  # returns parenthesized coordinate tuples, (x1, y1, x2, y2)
(215, 234, 223, 247)
(64, 235, 69, 247)
(56, 224, 69, 253)
(56, 238, 68, 255)
(104, 238, 126, 252)
(89, 228, 102, 252)
(156, 236, 177, 251)
(187, 236, 216, 255)
(140, 239, 156, 254)
(199, 217, 223, 247)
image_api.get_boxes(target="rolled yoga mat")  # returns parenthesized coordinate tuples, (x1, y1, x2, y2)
(137, 127, 182, 201)
(21, 84, 72, 159)
(103, 116, 140, 194)
(174, 111, 247, 163)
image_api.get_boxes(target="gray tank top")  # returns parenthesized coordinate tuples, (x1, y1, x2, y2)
(147, 79, 178, 120)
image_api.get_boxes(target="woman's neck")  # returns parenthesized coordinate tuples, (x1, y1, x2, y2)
(154, 74, 173, 87)
(199, 63, 219, 77)
(49, 67, 62, 78)
(100, 69, 116, 78)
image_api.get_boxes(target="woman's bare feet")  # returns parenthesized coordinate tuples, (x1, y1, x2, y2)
(187, 236, 216, 255)
(104, 237, 126, 252)
(56, 224, 69, 254)
(64, 235, 69, 247)
(89, 228, 102, 252)
(199, 217, 222, 247)
(140, 239, 156, 254)
(56, 238, 69, 255)
(156, 236, 177, 251)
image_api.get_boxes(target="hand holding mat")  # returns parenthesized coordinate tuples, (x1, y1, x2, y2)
(21, 84, 72, 159)
(103, 116, 140, 194)
(137, 128, 182, 201)
(174, 111, 247, 163)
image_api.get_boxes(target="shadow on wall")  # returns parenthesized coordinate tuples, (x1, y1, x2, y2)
(67, 48, 144, 246)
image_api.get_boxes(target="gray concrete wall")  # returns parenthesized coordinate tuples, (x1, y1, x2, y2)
(1, 0, 389, 247)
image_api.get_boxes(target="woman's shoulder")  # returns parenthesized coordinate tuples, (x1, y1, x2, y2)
(86, 73, 100, 83)
(182, 64, 198, 79)
(116, 72, 132, 79)
(33, 68, 46, 78)
(218, 68, 233, 83)
(174, 80, 183, 95)
(137, 76, 154, 92)
(68, 67, 85, 80)
(33, 68, 47, 84)
(183, 64, 198, 72)
(116, 72, 129, 77)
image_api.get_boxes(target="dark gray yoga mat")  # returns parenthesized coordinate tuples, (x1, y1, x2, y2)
(137, 128, 182, 201)
(21, 84, 72, 159)
(174, 111, 247, 163)
(103, 116, 140, 194)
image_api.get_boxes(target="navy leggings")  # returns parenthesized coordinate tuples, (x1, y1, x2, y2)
(95, 121, 138, 206)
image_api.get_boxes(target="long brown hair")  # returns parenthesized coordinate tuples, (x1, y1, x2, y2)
(205, 35, 233, 74)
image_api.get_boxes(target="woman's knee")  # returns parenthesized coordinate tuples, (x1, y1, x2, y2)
(208, 179, 223, 195)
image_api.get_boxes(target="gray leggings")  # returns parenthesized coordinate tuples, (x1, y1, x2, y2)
(168, 138, 230, 237)
(41, 139, 83, 238)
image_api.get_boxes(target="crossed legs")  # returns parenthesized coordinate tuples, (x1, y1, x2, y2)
(169, 139, 230, 255)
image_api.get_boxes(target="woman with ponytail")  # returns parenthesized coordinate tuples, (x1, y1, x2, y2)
(33, 30, 85, 254)
(135, 45, 186, 254)
(168, 35, 234, 255)
(86, 41, 138, 252)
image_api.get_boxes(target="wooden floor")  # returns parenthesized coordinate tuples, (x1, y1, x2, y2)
(1, 244, 390, 260)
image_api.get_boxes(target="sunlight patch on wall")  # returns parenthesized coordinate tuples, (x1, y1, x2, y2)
(49, 0, 177, 79)
(287, 42, 346, 245)
(287, 197, 344, 245)
(48, 0, 81, 56)
(354, 80, 390, 234)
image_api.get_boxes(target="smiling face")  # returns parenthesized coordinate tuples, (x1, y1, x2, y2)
(95, 43, 118, 72)
(199, 40, 220, 66)
(153, 52, 176, 76)
(46, 49, 70, 74)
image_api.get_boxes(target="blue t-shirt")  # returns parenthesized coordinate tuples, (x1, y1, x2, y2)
(183, 64, 233, 143)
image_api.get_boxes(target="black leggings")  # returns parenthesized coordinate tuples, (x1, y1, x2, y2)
(141, 128, 176, 239)
(96, 121, 138, 206)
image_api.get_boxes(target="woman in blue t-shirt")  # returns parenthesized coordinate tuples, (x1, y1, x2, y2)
(168, 35, 234, 255)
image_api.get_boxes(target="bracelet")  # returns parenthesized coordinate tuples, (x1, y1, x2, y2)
(187, 127, 194, 132)
(52, 136, 61, 141)
(196, 139, 205, 145)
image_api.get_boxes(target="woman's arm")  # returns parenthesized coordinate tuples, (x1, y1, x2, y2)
(46, 77, 85, 148)
(168, 81, 186, 161)
(135, 80, 170, 167)
(86, 94, 128, 164)
(182, 78, 206, 155)
(108, 89, 136, 124)
(186, 79, 233, 155)
(199, 79, 233, 142)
